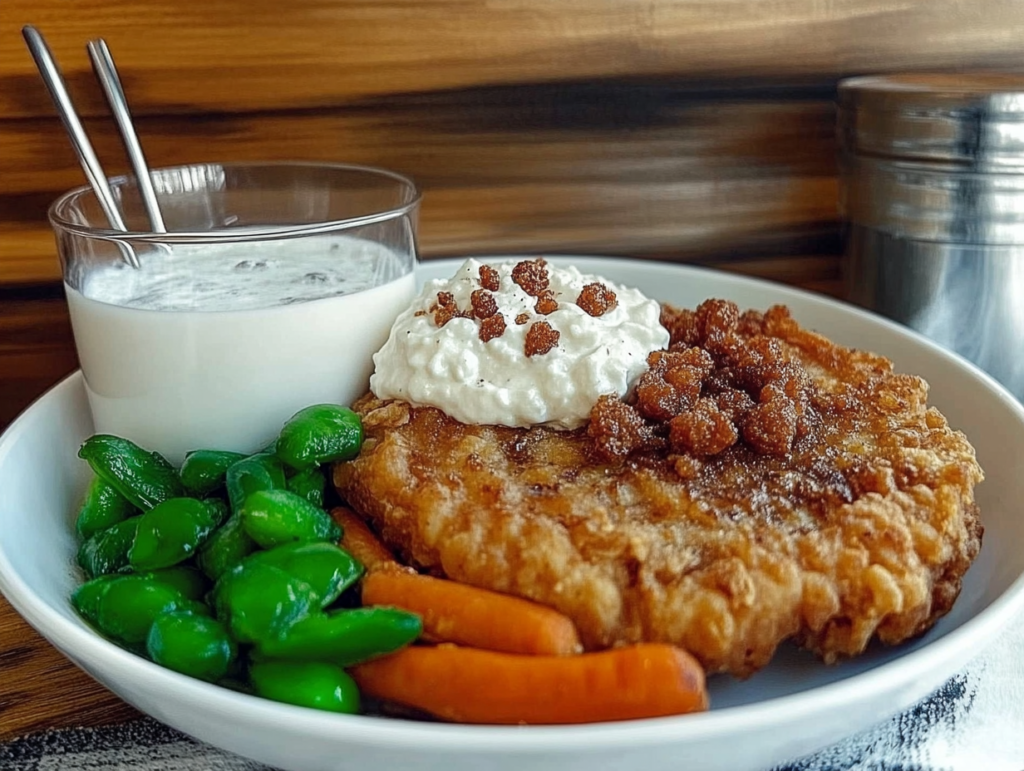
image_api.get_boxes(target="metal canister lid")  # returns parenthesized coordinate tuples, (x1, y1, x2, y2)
(838, 73, 1024, 168)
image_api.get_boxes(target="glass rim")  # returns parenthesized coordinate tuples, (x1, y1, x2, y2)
(48, 160, 422, 244)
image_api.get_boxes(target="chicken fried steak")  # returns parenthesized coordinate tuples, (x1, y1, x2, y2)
(334, 300, 983, 677)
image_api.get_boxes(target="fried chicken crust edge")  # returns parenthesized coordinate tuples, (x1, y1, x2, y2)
(333, 308, 984, 678)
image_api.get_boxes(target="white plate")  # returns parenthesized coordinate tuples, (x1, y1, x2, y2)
(2, 256, 1024, 771)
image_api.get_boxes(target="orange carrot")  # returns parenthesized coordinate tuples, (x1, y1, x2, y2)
(330, 507, 405, 573)
(333, 506, 581, 655)
(351, 643, 708, 724)
(361, 569, 582, 656)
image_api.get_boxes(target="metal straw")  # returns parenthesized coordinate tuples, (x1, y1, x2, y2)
(87, 38, 166, 233)
(22, 25, 140, 268)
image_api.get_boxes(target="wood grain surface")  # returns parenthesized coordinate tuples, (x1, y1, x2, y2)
(3, 0, 1024, 286)
(3, 0, 1024, 746)
(0, 596, 140, 739)
(4, 0, 1024, 119)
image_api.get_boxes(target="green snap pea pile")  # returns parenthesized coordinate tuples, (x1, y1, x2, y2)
(70, 404, 421, 715)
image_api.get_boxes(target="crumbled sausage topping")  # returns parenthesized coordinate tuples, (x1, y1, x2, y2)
(479, 264, 500, 292)
(534, 290, 559, 315)
(634, 348, 713, 422)
(670, 453, 702, 480)
(743, 397, 798, 455)
(587, 395, 653, 459)
(668, 398, 738, 456)
(576, 283, 617, 317)
(426, 261, 576, 347)
(511, 259, 550, 297)
(479, 313, 507, 343)
(589, 298, 825, 471)
(431, 291, 469, 327)
(470, 289, 499, 320)
(524, 320, 560, 357)
(432, 288, 505, 341)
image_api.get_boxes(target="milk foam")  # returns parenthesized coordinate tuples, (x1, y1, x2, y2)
(81, 235, 405, 312)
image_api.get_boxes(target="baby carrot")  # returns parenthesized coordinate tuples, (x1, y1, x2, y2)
(361, 570, 582, 656)
(329, 506, 581, 654)
(329, 507, 404, 572)
(350, 643, 708, 724)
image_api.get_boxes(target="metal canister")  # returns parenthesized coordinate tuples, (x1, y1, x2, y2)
(838, 73, 1024, 399)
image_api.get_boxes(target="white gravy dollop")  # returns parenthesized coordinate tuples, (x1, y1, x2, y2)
(370, 258, 669, 429)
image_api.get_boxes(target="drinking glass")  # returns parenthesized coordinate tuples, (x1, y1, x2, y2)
(49, 162, 420, 464)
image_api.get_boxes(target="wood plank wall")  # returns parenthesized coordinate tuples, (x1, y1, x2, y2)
(4, 0, 1024, 426)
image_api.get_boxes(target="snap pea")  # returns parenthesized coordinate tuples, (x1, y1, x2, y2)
(70, 425, 396, 714)
(75, 477, 136, 540)
(146, 611, 236, 682)
(77, 515, 141, 578)
(249, 661, 360, 714)
(246, 542, 362, 608)
(254, 607, 422, 666)
(129, 497, 223, 571)
(276, 404, 363, 471)
(74, 568, 206, 626)
(78, 435, 183, 510)
(212, 561, 318, 644)
(204, 497, 230, 527)
(71, 574, 121, 626)
(180, 450, 246, 497)
(94, 574, 204, 644)
(195, 512, 257, 581)
(225, 453, 287, 513)
(286, 466, 326, 508)
(148, 566, 209, 601)
(240, 489, 341, 549)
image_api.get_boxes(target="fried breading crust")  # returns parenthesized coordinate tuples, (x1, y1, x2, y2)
(334, 304, 983, 677)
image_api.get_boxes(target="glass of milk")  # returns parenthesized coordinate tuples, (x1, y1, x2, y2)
(49, 162, 420, 465)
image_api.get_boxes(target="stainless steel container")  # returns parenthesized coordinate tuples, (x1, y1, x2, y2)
(839, 73, 1024, 399)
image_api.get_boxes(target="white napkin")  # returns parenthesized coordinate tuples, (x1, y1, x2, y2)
(777, 608, 1024, 770)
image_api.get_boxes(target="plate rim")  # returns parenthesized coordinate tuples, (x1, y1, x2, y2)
(2, 256, 1023, 755)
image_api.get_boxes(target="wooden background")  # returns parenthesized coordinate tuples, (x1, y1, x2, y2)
(7, 0, 1024, 429)
(4, 0, 1024, 742)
